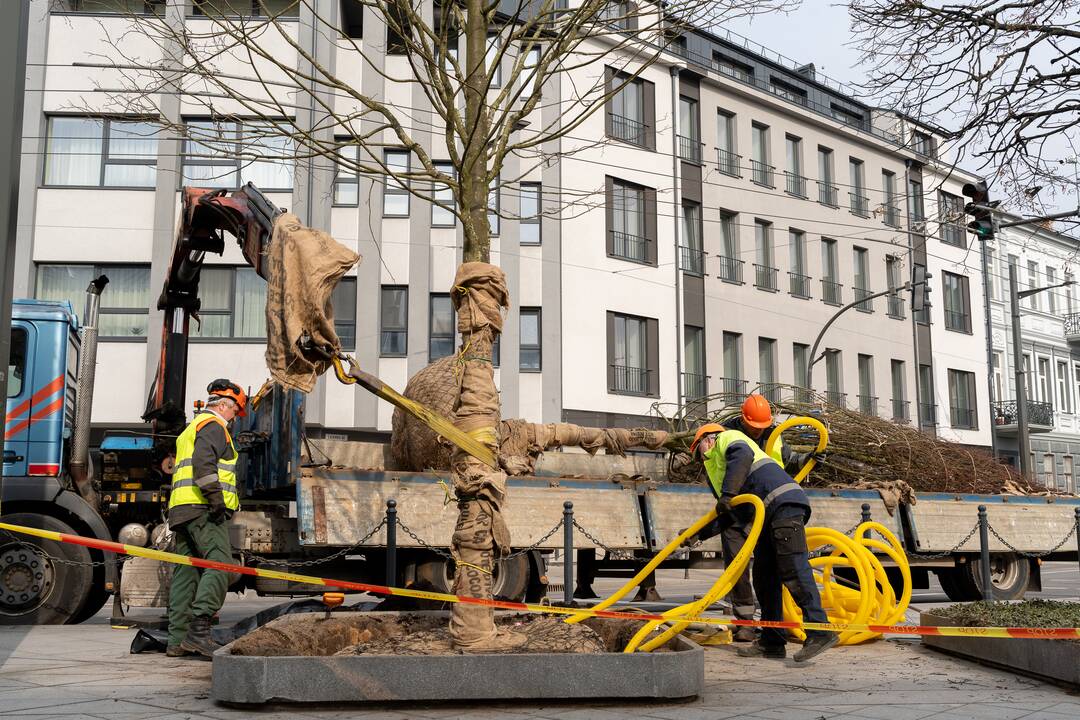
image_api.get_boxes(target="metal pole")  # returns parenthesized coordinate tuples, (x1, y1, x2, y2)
(978, 238, 998, 459)
(1074, 508, 1080, 579)
(1009, 265, 1032, 481)
(861, 503, 871, 525)
(977, 505, 994, 601)
(563, 501, 574, 606)
(385, 499, 397, 586)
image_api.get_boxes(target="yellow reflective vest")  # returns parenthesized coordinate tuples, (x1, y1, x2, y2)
(169, 412, 239, 511)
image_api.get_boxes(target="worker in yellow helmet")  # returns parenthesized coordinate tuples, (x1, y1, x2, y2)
(166, 379, 247, 658)
(686, 424, 837, 663)
(720, 394, 823, 641)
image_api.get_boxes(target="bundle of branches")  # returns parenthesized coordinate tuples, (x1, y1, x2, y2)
(653, 384, 1038, 496)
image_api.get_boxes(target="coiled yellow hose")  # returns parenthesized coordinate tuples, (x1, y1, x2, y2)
(764, 415, 829, 484)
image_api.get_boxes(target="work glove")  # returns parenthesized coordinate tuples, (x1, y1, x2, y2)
(208, 501, 227, 525)
(677, 528, 699, 548)
(715, 496, 734, 518)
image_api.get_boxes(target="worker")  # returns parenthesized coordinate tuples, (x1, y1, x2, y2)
(686, 423, 838, 663)
(166, 379, 247, 658)
(719, 394, 823, 641)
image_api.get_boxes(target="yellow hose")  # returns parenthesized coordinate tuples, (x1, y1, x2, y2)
(764, 415, 828, 484)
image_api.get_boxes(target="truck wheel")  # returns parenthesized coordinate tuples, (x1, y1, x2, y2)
(935, 568, 969, 602)
(0, 513, 93, 624)
(69, 584, 109, 624)
(415, 554, 530, 601)
(962, 553, 1029, 601)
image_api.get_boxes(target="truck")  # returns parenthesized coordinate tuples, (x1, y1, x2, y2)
(2, 185, 1077, 625)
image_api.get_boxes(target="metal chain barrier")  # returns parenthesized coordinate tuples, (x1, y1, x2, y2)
(906, 522, 981, 560)
(243, 518, 387, 568)
(393, 518, 456, 562)
(987, 522, 1078, 559)
(394, 516, 566, 562)
(571, 519, 636, 561)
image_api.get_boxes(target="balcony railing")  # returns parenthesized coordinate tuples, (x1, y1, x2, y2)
(1064, 312, 1080, 342)
(682, 372, 709, 400)
(891, 398, 910, 423)
(858, 394, 878, 416)
(822, 279, 843, 306)
(825, 390, 847, 407)
(944, 309, 970, 332)
(818, 181, 838, 207)
(882, 204, 901, 228)
(718, 255, 744, 284)
(887, 293, 906, 319)
(608, 112, 647, 146)
(677, 134, 704, 165)
(784, 171, 807, 198)
(919, 403, 937, 426)
(940, 223, 965, 247)
(854, 287, 874, 313)
(716, 149, 741, 177)
(611, 364, 650, 395)
(849, 192, 869, 218)
(679, 245, 705, 276)
(992, 400, 1054, 432)
(750, 160, 775, 188)
(754, 264, 779, 291)
(788, 272, 811, 299)
(950, 406, 978, 430)
(717, 377, 748, 396)
(759, 382, 783, 404)
(610, 230, 646, 262)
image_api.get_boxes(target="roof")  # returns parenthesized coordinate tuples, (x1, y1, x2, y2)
(13, 299, 79, 329)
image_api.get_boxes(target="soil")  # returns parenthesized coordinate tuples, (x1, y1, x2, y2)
(227, 613, 678, 657)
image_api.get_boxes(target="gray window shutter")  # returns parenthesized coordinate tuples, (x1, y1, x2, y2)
(627, 2, 639, 30)
(605, 176, 615, 256)
(962, 275, 972, 333)
(642, 79, 656, 151)
(604, 67, 615, 138)
(646, 317, 660, 396)
(606, 311, 616, 391)
(644, 185, 658, 265)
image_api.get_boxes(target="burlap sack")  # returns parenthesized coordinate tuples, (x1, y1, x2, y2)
(264, 213, 360, 392)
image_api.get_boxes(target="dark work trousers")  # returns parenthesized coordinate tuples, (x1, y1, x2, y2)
(720, 523, 756, 620)
(751, 504, 829, 649)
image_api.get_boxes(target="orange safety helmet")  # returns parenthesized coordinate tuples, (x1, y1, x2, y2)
(689, 423, 725, 455)
(207, 378, 248, 417)
(741, 393, 773, 429)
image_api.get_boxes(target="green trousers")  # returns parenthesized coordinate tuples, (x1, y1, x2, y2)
(167, 512, 232, 647)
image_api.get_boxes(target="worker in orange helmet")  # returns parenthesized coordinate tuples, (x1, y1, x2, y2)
(685, 424, 837, 663)
(717, 394, 823, 641)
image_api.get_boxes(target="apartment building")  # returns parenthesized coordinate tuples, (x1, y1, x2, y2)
(985, 215, 1080, 492)
(16, 0, 990, 444)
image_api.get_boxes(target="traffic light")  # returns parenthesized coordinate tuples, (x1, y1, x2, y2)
(962, 181, 999, 240)
(912, 265, 933, 312)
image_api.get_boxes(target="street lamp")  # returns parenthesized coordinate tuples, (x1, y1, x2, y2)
(1009, 264, 1074, 481)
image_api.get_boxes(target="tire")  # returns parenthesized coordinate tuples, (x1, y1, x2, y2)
(69, 583, 110, 624)
(415, 554, 531, 601)
(0, 513, 93, 624)
(959, 554, 1030, 601)
(935, 568, 969, 602)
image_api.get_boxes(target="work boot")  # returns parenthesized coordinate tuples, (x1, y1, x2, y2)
(180, 616, 222, 658)
(732, 625, 757, 643)
(793, 631, 839, 663)
(165, 645, 191, 658)
(736, 641, 785, 659)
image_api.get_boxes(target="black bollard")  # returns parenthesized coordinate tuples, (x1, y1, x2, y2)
(977, 505, 993, 601)
(861, 503, 872, 525)
(563, 501, 575, 606)
(385, 499, 397, 586)
(1075, 508, 1080, 579)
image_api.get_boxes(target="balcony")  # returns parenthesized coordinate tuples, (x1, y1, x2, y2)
(610, 230, 646, 262)
(677, 135, 704, 165)
(818, 182, 838, 207)
(759, 382, 783, 404)
(891, 398, 910, 423)
(717, 377, 748, 396)
(849, 192, 869, 218)
(754, 264, 779, 292)
(611, 364, 650, 395)
(718, 255, 744, 284)
(1065, 312, 1080, 343)
(887, 293, 906, 319)
(919, 403, 937, 427)
(944, 309, 970, 333)
(854, 287, 874, 313)
(608, 112, 647, 146)
(679, 245, 705, 276)
(750, 160, 775, 188)
(784, 171, 807, 198)
(882, 204, 901, 228)
(682, 372, 709, 401)
(788, 272, 811, 299)
(857, 394, 878, 416)
(822, 279, 843, 306)
(950, 406, 978, 430)
(716, 149, 741, 178)
(992, 400, 1054, 434)
(825, 390, 847, 408)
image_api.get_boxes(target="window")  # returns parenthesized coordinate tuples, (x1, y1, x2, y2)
(788, 229, 808, 298)
(521, 45, 541, 96)
(718, 211, 740, 282)
(1057, 360, 1071, 414)
(382, 149, 410, 217)
(332, 278, 357, 349)
(520, 308, 541, 371)
(341, 0, 363, 38)
(69, 0, 166, 13)
(488, 173, 500, 236)
(793, 343, 809, 397)
(680, 202, 703, 275)
(908, 179, 925, 224)
(825, 350, 843, 405)
(770, 76, 807, 105)
(849, 158, 867, 216)
(939, 191, 965, 246)
(36, 264, 150, 339)
(1046, 267, 1057, 313)
(606, 69, 653, 148)
(380, 286, 408, 356)
(1037, 357, 1051, 404)
(431, 161, 456, 227)
(188, 267, 268, 340)
(821, 238, 840, 305)
(722, 331, 742, 394)
(817, 146, 836, 206)
(1065, 456, 1075, 494)
(882, 171, 898, 226)
(520, 182, 541, 245)
(608, 312, 657, 396)
(606, 177, 655, 264)
(1075, 364, 1080, 415)
(942, 272, 971, 332)
(677, 96, 700, 163)
(891, 359, 907, 421)
(785, 135, 805, 196)
(684, 325, 705, 398)
(754, 220, 775, 291)
(1026, 261, 1040, 310)
(948, 369, 977, 429)
(600, 0, 633, 30)
(8, 328, 26, 398)
(333, 142, 358, 206)
(1043, 454, 1056, 488)
(992, 351, 1003, 402)
(182, 119, 293, 190)
(385, 2, 410, 54)
(486, 34, 502, 87)
(858, 354, 875, 415)
(193, 0, 298, 16)
(919, 364, 935, 425)
(912, 130, 935, 157)
(751, 123, 772, 186)
(44, 117, 157, 188)
(717, 111, 738, 176)
(1067, 272, 1075, 313)
(758, 337, 777, 401)
(429, 294, 455, 361)
(853, 247, 871, 311)
(986, 246, 996, 300)
(886, 255, 904, 318)
(713, 52, 753, 82)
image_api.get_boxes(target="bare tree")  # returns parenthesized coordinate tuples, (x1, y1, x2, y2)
(850, 0, 1080, 207)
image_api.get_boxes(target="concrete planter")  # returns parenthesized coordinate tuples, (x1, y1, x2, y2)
(212, 611, 705, 704)
(920, 611, 1080, 687)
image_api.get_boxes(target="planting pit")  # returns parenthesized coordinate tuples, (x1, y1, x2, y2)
(213, 610, 705, 704)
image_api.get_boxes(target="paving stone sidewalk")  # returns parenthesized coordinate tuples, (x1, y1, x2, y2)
(0, 616, 1077, 720)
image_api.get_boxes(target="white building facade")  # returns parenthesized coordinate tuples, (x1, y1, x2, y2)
(17, 0, 991, 448)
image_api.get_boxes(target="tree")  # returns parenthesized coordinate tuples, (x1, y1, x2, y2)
(850, 0, 1080, 208)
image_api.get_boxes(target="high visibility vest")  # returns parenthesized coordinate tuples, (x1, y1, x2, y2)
(724, 418, 785, 465)
(169, 412, 240, 511)
(703, 429, 808, 516)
